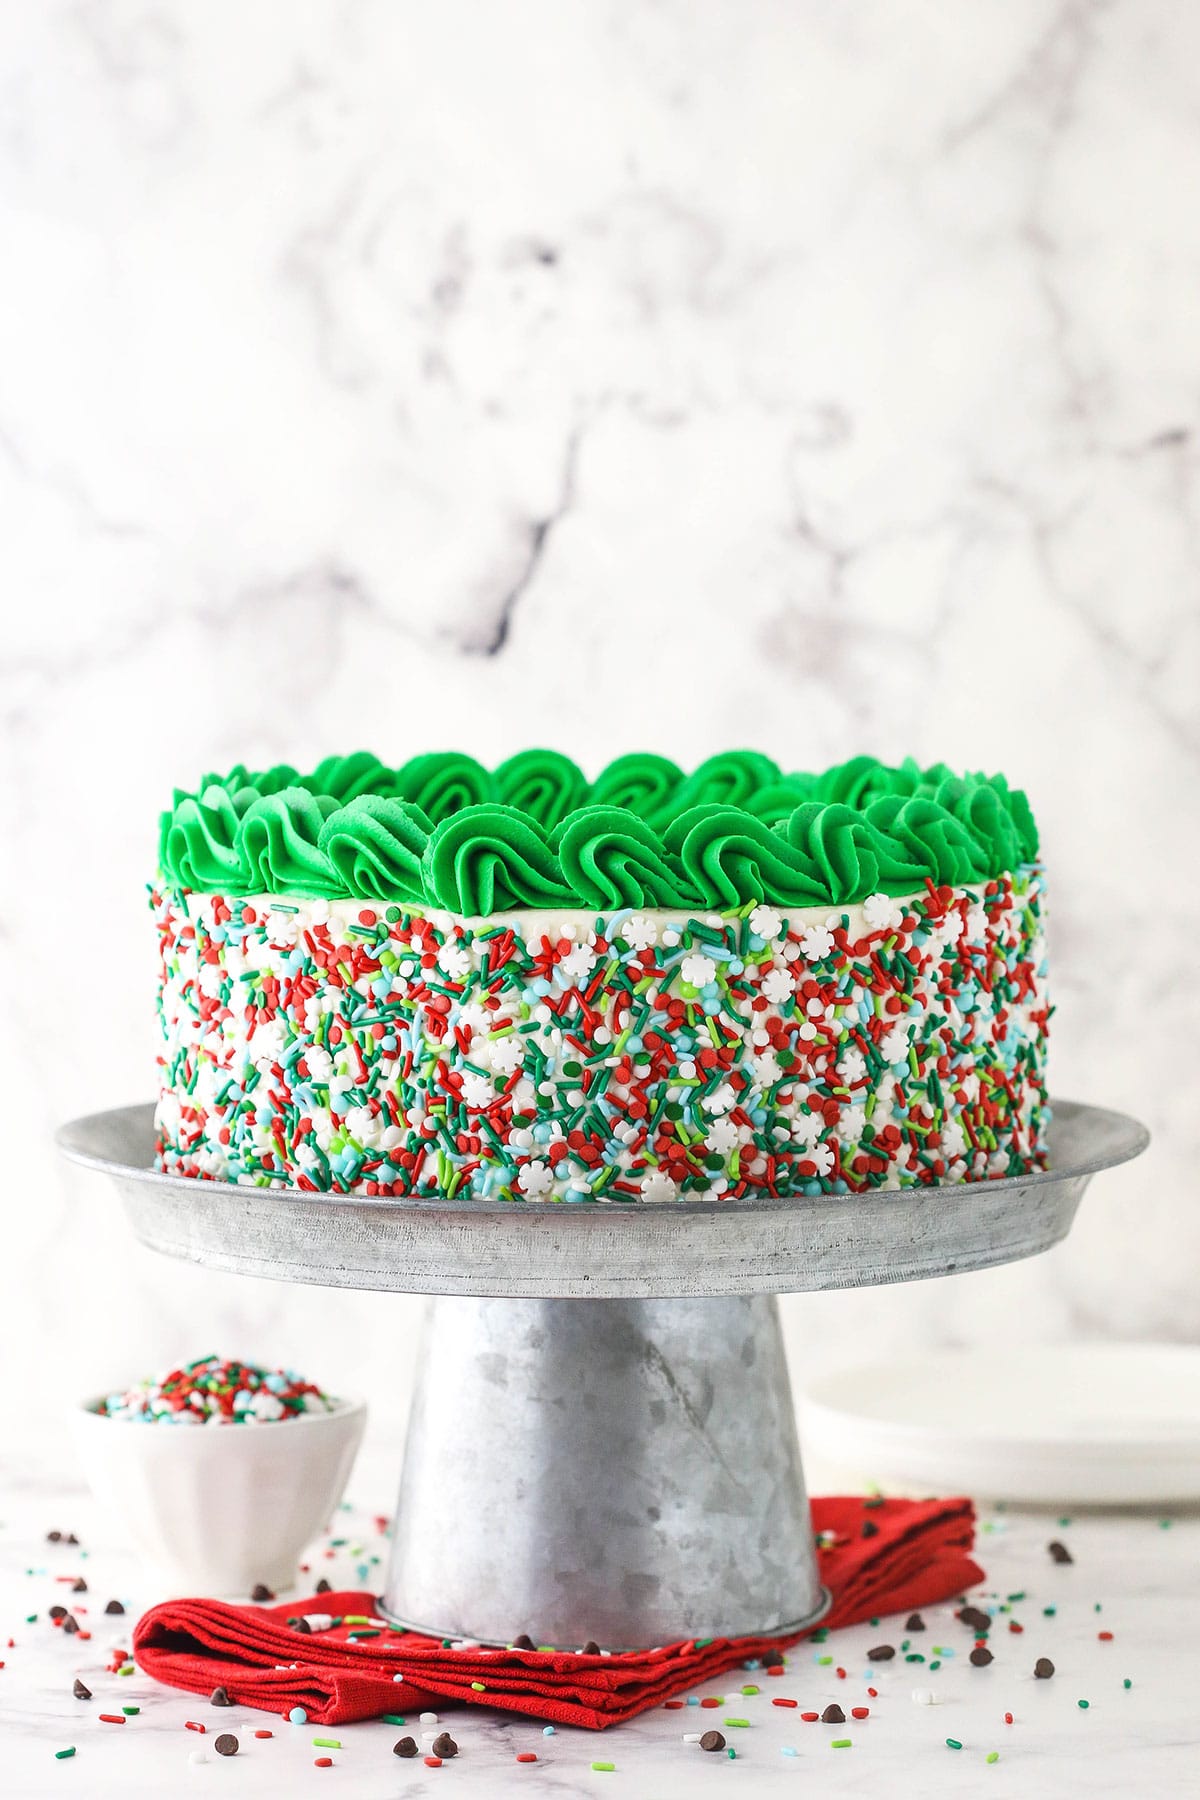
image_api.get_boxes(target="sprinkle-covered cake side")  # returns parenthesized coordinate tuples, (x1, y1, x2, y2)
(153, 863, 1049, 1202)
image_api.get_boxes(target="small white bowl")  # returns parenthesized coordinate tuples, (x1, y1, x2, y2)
(70, 1394, 368, 1598)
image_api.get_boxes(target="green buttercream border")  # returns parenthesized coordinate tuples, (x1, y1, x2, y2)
(157, 750, 1039, 914)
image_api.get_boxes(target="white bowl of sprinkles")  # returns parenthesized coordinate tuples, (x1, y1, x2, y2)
(71, 1355, 367, 1598)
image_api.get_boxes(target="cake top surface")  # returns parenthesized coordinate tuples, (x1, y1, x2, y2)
(157, 750, 1038, 915)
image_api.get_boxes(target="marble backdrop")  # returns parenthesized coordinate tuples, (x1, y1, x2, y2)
(1, 1, 1196, 1441)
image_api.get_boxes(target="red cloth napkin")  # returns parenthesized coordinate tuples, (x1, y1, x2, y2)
(134, 1495, 979, 1730)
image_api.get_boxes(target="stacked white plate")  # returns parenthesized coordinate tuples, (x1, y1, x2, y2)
(798, 1344, 1200, 1505)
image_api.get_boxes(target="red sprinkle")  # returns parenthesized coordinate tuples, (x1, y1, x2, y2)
(254, 1729, 273, 1738)
(766, 1663, 786, 1675)
(836, 1666, 847, 1679)
(1098, 1631, 1113, 1641)
(851, 1706, 870, 1720)
(516, 1752, 538, 1762)
(184, 1721, 206, 1733)
(663, 1700, 684, 1710)
(314, 1756, 333, 1767)
(867, 1686, 878, 1697)
(1009, 1621, 1024, 1633)
(772, 1698, 798, 1708)
(800, 1710, 820, 1722)
(98, 1713, 126, 1724)
(700, 1696, 720, 1708)
(1005, 1712, 1014, 1724)
(424, 1755, 443, 1767)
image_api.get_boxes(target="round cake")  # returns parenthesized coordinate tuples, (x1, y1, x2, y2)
(152, 751, 1049, 1202)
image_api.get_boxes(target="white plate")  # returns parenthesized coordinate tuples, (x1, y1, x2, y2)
(798, 1344, 1200, 1505)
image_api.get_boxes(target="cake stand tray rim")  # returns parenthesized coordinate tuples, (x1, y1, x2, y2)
(55, 1095, 1149, 1217)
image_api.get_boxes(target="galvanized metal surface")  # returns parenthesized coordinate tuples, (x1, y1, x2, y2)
(57, 1097, 1147, 1648)
(57, 1100, 1148, 1299)
(383, 1294, 830, 1647)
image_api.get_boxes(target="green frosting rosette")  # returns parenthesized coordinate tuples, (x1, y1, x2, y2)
(158, 749, 1040, 913)
(318, 797, 430, 904)
(424, 805, 576, 914)
(236, 789, 342, 899)
(552, 807, 702, 910)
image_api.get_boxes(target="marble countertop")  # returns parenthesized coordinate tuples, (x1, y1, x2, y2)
(2, 1448, 1196, 1798)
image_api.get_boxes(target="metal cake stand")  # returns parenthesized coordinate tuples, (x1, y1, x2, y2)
(58, 1098, 1147, 1650)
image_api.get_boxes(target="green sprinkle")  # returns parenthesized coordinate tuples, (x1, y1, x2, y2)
(591, 1760, 615, 1771)
(471, 1681, 486, 1692)
(1123, 1678, 1132, 1689)
(831, 1737, 852, 1748)
(1078, 1699, 1089, 1709)
(724, 1717, 750, 1727)
(946, 1737, 963, 1749)
(380, 1713, 406, 1725)
(817, 1654, 833, 1665)
(55, 1747, 76, 1760)
(312, 1736, 341, 1749)
(1043, 1605, 1056, 1617)
(121, 1706, 139, 1716)
(930, 1659, 941, 1670)
(987, 1751, 1000, 1763)
(741, 1684, 760, 1695)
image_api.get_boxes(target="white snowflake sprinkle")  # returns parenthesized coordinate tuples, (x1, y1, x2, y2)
(681, 953, 717, 988)
(862, 893, 902, 932)
(437, 942, 471, 980)
(749, 905, 783, 940)
(800, 925, 836, 961)
(761, 967, 796, 1005)
(460, 1072, 494, 1108)
(518, 1160, 554, 1198)
(621, 914, 659, 951)
(641, 1170, 679, 1203)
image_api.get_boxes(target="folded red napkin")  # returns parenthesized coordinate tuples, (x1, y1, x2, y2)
(134, 1495, 979, 1730)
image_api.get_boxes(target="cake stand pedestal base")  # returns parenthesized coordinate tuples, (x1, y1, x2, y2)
(382, 1295, 827, 1648)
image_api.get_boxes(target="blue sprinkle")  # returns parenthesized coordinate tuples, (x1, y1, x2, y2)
(687, 1696, 700, 1706)
(543, 1725, 555, 1736)
(288, 1707, 307, 1724)
(782, 1745, 798, 1756)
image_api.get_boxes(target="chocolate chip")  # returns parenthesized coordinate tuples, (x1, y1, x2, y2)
(72, 1577, 88, 1593)
(512, 1633, 535, 1649)
(104, 1599, 125, 1616)
(72, 1679, 91, 1700)
(315, 1578, 332, 1595)
(66, 1533, 79, 1545)
(47, 1530, 62, 1543)
(250, 1583, 275, 1602)
(49, 1605, 68, 1621)
(860, 1518, 879, 1538)
(1047, 1540, 1073, 1565)
(970, 1646, 994, 1666)
(699, 1730, 726, 1751)
(61, 1615, 79, 1635)
(822, 1703, 845, 1723)
(867, 1644, 895, 1661)
(582, 1639, 601, 1655)
(210, 1685, 233, 1706)
(214, 1733, 238, 1756)
(431, 1733, 458, 1758)
(957, 1606, 992, 1633)
(292, 1616, 312, 1633)
(393, 1736, 419, 1757)
(906, 1612, 925, 1631)
(1034, 1657, 1055, 1679)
